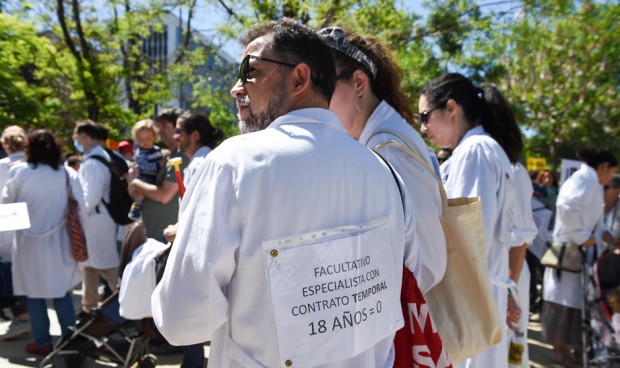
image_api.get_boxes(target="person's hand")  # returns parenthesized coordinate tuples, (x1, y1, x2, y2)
(507, 293, 521, 331)
(582, 236, 596, 247)
(126, 165, 139, 183)
(163, 224, 178, 243)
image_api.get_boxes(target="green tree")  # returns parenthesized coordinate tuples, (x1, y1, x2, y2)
(490, 1, 620, 170)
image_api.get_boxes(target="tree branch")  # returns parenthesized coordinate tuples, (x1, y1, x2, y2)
(216, 0, 245, 25)
(71, 0, 90, 60)
(173, 0, 196, 64)
(56, 0, 82, 62)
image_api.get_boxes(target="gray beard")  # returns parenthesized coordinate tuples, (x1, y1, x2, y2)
(238, 86, 286, 135)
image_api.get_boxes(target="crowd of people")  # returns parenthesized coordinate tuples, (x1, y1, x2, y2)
(0, 17, 618, 368)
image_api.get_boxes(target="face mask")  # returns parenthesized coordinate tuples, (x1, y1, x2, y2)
(73, 139, 84, 153)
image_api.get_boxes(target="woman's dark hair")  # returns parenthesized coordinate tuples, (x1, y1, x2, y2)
(421, 73, 523, 164)
(577, 147, 618, 169)
(240, 18, 336, 102)
(26, 130, 62, 170)
(178, 111, 224, 149)
(330, 32, 416, 125)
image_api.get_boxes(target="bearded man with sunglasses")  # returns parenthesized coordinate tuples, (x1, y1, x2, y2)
(152, 18, 412, 368)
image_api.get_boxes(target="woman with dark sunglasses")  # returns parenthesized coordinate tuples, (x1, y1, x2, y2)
(419, 73, 523, 368)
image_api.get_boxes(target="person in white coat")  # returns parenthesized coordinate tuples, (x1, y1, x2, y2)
(419, 73, 523, 368)
(1, 130, 85, 355)
(0, 125, 30, 341)
(152, 19, 410, 368)
(507, 163, 538, 368)
(542, 147, 618, 364)
(319, 27, 446, 296)
(73, 120, 120, 313)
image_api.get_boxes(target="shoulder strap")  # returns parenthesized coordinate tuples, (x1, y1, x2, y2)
(367, 129, 448, 208)
(371, 150, 405, 217)
(64, 168, 73, 199)
(87, 154, 112, 168)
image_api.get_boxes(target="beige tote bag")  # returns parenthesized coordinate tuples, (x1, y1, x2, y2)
(370, 129, 502, 364)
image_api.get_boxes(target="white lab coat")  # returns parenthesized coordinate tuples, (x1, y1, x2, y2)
(1, 163, 84, 298)
(183, 145, 211, 187)
(79, 145, 119, 269)
(359, 101, 446, 294)
(509, 163, 538, 368)
(152, 108, 411, 368)
(543, 163, 604, 309)
(0, 151, 25, 260)
(530, 198, 553, 260)
(442, 126, 516, 368)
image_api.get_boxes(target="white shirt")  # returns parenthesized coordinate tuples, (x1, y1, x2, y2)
(183, 145, 212, 187)
(359, 100, 446, 294)
(1, 163, 84, 298)
(79, 145, 119, 269)
(152, 108, 409, 368)
(442, 125, 515, 368)
(544, 163, 604, 309)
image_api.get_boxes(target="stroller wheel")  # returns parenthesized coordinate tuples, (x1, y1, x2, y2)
(64, 352, 85, 368)
(138, 353, 157, 368)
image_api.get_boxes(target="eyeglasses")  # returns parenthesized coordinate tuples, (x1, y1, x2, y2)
(415, 101, 447, 126)
(604, 185, 620, 191)
(238, 54, 297, 84)
(175, 128, 189, 134)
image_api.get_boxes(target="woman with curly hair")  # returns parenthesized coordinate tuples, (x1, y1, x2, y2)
(1, 130, 86, 355)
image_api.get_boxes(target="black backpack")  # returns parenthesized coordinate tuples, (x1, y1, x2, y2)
(88, 155, 134, 225)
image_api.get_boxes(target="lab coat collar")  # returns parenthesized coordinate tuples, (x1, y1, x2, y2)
(268, 108, 348, 134)
(453, 125, 487, 155)
(358, 100, 399, 144)
(7, 151, 25, 162)
(191, 146, 212, 161)
(82, 144, 108, 160)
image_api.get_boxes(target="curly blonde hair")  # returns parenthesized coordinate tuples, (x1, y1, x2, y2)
(1, 126, 27, 153)
(131, 119, 157, 140)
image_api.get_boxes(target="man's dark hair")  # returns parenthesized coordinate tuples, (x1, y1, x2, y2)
(75, 119, 100, 139)
(240, 18, 336, 102)
(94, 123, 109, 141)
(26, 130, 62, 170)
(179, 112, 224, 149)
(156, 108, 184, 126)
(577, 147, 619, 169)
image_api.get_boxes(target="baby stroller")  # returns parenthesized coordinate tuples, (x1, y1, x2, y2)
(582, 248, 620, 367)
(39, 291, 156, 368)
(39, 223, 164, 368)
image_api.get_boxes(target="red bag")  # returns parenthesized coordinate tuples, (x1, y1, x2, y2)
(65, 170, 88, 262)
(394, 267, 452, 368)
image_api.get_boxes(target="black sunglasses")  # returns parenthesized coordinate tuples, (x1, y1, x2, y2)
(415, 101, 447, 126)
(238, 55, 297, 84)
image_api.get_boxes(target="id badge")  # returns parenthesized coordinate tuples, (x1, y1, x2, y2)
(263, 217, 403, 367)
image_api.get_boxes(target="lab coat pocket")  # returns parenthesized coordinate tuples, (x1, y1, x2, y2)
(262, 217, 403, 368)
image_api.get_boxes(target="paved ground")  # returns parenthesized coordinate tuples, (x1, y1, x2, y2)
(0, 293, 604, 367)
